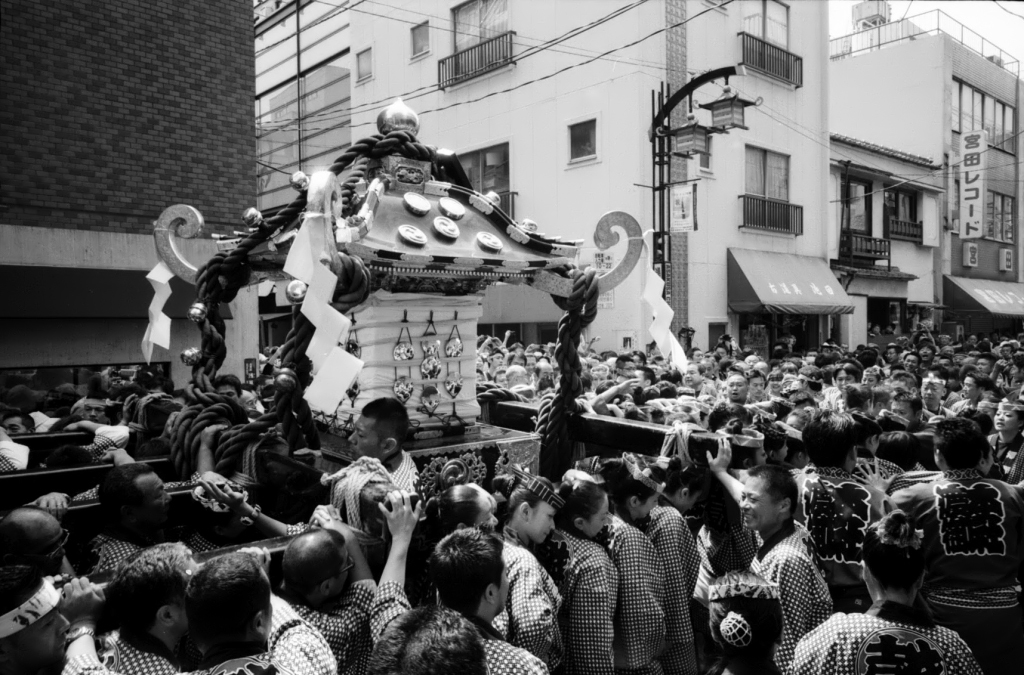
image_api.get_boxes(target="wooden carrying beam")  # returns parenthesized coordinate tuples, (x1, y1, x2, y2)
(491, 402, 670, 454)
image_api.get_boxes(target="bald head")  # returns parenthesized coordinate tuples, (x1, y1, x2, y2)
(282, 529, 347, 595)
(0, 508, 64, 574)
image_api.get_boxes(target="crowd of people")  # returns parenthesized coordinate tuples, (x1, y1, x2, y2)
(0, 326, 1023, 675)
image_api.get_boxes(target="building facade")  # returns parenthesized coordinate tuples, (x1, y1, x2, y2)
(683, 0, 843, 354)
(826, 134, 945, 346)
(0, 0, 260, 392)
(830, 4, 1023, 339)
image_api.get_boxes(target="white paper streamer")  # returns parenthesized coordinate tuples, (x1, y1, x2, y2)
(642, 260, 688, 373)
(141, 261, 175, 364)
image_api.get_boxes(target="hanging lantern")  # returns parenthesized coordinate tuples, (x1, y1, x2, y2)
(699, 86, 757, 132)
(674, 122, 710, 157)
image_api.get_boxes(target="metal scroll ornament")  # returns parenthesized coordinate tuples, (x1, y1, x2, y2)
(416, 452, 487, 501)
(420, 340, 442, 379)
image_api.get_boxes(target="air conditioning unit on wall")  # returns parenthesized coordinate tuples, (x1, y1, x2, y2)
(1000, 248, 1013, 272)
(963, 242, 979, 267)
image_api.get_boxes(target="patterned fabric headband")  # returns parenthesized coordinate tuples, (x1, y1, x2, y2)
(0, 579, 60, 638)
(622, 453, 665, 495)
(508, 465, 565, 510)
(997, 401, 1024, 414)
(709, 572, 780, 602)
(729, 428, 765, 450)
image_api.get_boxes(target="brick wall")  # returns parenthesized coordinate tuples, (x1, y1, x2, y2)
(0, 0, 255, 237)
(666, 0, 687, 332)
(950, 234, 1015, 279)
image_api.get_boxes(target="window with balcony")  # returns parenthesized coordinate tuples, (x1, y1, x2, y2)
(740, 0, 802, 86)
(987, 192, 1016, 243)
(884, 188, 922, 242)
(741, 146, 801, 234)
(440, 0, 513, 88)
(461, 142, 514, 217)
(842, 178, 872, 234)
(411, 22, 429, 58)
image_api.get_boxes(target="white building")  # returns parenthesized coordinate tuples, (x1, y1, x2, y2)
(830, 2, 1023, 339)
(683, 0, 845, 354)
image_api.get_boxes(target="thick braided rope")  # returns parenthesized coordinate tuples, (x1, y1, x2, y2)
(476, 382, 527, 403)
(537, 268, 599, 480)
(177, 130, 436, 476)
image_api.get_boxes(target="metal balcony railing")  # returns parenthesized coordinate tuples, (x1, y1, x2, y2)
(439, 31, 515, 89)
(739, 32, 803, 87)
(739, 194, 803, 235)
(840, 230, 891, 268)
(886, 218, 924, 243)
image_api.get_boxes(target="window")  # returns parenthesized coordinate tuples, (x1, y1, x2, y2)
(952, 81, 960, 133)
(842, 178, 872, 233)
(745, 146, 789, 201)
(568, 119, 597, 162)
(461, 142, 512, 215)
(699, 137, 712, 170)
(411, 22, 429, 57)
(356, 48, 372, 81)
(956, 80, 1016, 154)
(884, 188, 918, 223)
(453, 0, 508, 52)
(987, 192, 1016, 243)
(744, 0, 788, 49)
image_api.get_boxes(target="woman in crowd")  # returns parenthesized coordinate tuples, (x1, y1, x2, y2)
(642, 457, 700, 675)
(491, 467, 565, 668)
(706, 571, 784, 675)
(597, 454, 667, 675)
(553, 470, 618, 675)
(791, 510, 983, 674)
(990, 401, 1024, 482)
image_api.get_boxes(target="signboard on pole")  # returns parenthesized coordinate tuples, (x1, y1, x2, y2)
(594, 251, 615, 308)
(670, 184, 695, 233)
(959, 129, 987, 240)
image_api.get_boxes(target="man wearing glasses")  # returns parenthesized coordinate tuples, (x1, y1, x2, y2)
(0, 507, 75, 577)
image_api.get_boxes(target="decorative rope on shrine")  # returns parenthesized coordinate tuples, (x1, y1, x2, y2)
(475, 382, 528, 404)
(536, 267, 599, 481)
(169, 130, 436, 479)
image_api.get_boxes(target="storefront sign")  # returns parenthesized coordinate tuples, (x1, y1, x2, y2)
(244, 357, 258, 384)
(595, 251, 615, 308)
(962, 242, 979, 267)
(765, 280, 835, 296)
(959, 129, 987, 240)
(670, 184, 695, 233)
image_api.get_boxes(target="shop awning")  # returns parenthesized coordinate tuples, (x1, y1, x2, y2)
(943, 275, 1024, 318)
(0, 265, 230, 319)
(727, 248, 854, 315)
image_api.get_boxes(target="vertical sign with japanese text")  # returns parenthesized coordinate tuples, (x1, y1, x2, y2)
(670, 184, 695, 233)
(959, 129, 987, 240)
(594, 251, 615, 308)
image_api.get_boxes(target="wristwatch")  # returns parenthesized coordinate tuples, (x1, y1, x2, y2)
(66, 625, 96, 644)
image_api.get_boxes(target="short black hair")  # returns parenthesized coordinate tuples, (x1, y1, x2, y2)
(0, 410, 34, 432)
(637, 366, 656, 384)
(746, 464, 797, 517)
(282, 529, 347, 595)
(98, 463, 157, 522)
(931, 417, 987, 469)
(367, 605, 487, 675)
(597, 457, 658, 510)
(45, 445, 94, 468)
(892, 391, 923, 413)
(362, 397, 410, 443)
(108, 543, 194, 637)
(875, 432, 920, 472)
(0, 565, 43, 614)
(185, 552, 270, 645)
(212, 374, 243, 396)
(429, 529, 504, 615)
(803, 410, 857, 468)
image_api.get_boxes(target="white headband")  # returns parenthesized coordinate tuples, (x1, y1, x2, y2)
(0, 579, 61, 638)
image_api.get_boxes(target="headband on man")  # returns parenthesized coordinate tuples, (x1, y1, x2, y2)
(997, 401, 1024, 414)
(709, 571, 780, 602)
(0, 579, 61, 638)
